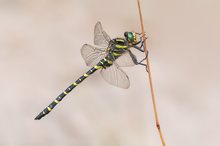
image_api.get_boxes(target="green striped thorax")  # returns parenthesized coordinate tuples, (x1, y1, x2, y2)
(124, 32, 137, 44)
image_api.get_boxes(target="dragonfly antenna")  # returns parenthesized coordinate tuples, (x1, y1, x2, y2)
(137, 0, 166, 146)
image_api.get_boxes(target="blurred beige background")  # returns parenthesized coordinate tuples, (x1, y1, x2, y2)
(0, 0, 219, 146)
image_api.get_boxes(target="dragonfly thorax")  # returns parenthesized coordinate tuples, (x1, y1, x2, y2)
(106, 38, 129, 61)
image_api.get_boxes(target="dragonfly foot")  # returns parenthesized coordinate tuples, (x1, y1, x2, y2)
(137, 62, 148, 72)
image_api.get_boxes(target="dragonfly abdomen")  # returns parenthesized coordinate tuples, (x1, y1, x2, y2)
(35, 64, 104, 120)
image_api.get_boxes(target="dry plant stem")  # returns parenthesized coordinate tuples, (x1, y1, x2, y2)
(137, 0, 166, 146)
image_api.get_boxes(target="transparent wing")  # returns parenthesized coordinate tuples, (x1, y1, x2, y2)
(94, 21, 111, 47)
(81, 44, 107, 67)
(100, 63, 130, 89)
(115, 50, 138, 67)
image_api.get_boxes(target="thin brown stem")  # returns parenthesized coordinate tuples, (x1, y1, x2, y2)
(137, 0, 166, 146)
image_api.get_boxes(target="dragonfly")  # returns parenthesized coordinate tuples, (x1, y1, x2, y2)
(35, 22, 147, 120)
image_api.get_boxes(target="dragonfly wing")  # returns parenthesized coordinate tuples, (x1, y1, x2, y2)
(100, 63, 130, 89)
(115, 50, 138, 67)
(94, 21, 111, 47)
(81, 44, 107, 67)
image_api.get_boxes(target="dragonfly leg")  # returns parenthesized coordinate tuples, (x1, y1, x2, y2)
(133, 37, 148, 52)
(136, 51, 149, 72)
(136, 33, 147, 43)
(140, 37, 148, 47)
(133, 45, 144, 52)
(137, 62, 148, 72)
(135, 32, 146, 37)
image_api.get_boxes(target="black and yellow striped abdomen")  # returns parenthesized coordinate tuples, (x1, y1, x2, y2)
(35, 59, 112, 120)
(35, 39, 129, 120)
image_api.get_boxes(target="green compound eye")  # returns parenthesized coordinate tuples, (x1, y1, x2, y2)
(127, 32, 134, 42)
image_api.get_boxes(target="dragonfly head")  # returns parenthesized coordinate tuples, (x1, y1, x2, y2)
(124, 32, 137, 44)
